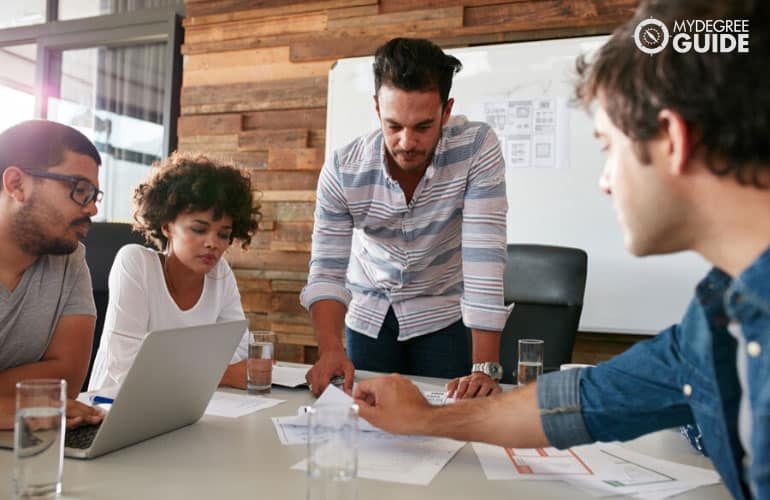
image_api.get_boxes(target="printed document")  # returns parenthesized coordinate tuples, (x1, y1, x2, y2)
(473, 442, 720, 499)
(276, 385, 465, 485)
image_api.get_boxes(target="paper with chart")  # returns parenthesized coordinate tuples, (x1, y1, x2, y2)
(276, 385, 465, 485)
(482, 97, 570, 169)
(291, 432, 465, 486)
(473, 442, 720, 498)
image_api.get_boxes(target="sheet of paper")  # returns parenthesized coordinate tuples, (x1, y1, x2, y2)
(564, 444, 720, 499)
(422, 390, 456, 406)
(473, 442, 720, 498)
(481, 97, 570, 169)
(292, 433, 465, 486)
(204, 392, 285, 418)
(272, 385, 451, 438)
(272, 364, 309, 388)
(276, 385, 466, 485)
(272, 417, 310, 446)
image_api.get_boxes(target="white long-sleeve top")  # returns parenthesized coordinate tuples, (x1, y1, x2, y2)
(88, 244, 248, 391)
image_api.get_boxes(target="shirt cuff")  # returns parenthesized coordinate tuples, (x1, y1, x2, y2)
(299, 281, 352, 311)
(461, 298, 514, 332)
(537, 369, 593, 449)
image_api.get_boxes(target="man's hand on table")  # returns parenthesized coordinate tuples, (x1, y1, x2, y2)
(305, 348, 354, 396)
(446, 372, 502, 399)
(354, 374, 433, 435)
(66, 399, 104, 428)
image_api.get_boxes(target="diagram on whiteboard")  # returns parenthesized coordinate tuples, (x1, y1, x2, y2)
(482, 98, 570, 169)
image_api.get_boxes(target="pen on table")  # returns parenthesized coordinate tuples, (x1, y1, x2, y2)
(89, 395, 114, 405)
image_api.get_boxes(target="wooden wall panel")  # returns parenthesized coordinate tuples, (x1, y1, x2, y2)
(180, 76, 327, 114)
(181, 0, 639, 362)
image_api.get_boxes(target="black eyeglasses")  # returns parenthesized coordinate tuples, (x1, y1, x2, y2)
(26, 171, 103, 207)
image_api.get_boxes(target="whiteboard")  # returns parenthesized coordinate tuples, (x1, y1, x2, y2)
(325, 36, 710, 335)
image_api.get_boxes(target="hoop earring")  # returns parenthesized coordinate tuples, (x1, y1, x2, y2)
(164, 237, 175, 294)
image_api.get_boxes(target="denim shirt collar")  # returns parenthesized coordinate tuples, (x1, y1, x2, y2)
(695, 245, 770, 316)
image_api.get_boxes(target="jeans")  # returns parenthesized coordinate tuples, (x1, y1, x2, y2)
(346, 308, 471, 379)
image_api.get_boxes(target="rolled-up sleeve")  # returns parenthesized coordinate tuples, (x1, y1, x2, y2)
(537, 368, 593, 449)
(539, 324, 695, 450)
(460, 126, 513, 331)
(300, 152, 354, 311)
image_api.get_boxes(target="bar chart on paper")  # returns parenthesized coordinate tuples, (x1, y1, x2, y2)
(473, 442, 721, 498)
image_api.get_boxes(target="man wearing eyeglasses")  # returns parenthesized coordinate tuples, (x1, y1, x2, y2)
(0, 120, 105, 426)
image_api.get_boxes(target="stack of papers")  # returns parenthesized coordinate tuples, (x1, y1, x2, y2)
(273, 385, 465, 486)
(473, 442, 721, 499)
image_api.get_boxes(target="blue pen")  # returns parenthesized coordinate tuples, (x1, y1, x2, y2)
(90, 395, 114, 405)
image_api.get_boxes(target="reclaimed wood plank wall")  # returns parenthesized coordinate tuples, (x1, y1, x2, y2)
(179, 0, 638, 363)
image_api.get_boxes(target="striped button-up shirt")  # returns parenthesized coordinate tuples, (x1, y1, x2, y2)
(300, 116, 512, 340)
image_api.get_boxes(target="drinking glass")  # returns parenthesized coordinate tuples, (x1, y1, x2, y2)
(306, 403, 358, 500)
(248, 330, 275, 395)
(14, 379, 67, 499)
(517, 339, 544, 386)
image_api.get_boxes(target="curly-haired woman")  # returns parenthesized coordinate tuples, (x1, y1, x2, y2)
(88, 153, 260, 391)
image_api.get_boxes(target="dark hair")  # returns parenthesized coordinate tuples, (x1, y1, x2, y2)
(133, 152, 261, 250)
(576, 0, 769, 186)
(373, 37, 462, 105)
(0, 120, 101, 185)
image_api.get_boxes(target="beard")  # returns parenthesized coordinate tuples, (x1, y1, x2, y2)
(11, 194, 90, 256)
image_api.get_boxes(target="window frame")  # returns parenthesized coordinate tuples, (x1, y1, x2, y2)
(0, 3, 183, 154)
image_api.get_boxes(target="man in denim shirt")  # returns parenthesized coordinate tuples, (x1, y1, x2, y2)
(353, 1, 769, 498)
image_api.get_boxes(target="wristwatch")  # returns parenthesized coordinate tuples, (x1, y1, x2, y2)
(471, 361, 503, 381)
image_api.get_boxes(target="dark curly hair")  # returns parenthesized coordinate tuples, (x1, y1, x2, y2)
(576, 0, 769, 187)
(133, 152, 260, 250)
(373, 37, 462, 106)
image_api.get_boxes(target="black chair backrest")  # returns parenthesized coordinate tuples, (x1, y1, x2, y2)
(499, 244, 588, 383)
(81, 222, 148, 391)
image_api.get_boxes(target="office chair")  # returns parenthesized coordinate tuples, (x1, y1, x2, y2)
(81, 222, 148, 391)
(499, 244, 588, 384)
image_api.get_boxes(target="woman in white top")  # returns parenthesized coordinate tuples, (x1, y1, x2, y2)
(89, 153, 260, 391)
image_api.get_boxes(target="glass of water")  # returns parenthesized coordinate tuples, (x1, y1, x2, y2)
(247, 330, 275, 395)
(14, 379, 67, 499)
(517, 339, 544, 386)
(306, 403, 358, 500)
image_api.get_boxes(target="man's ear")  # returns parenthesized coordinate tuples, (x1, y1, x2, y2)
(658, 109, 694, 176)
(373, 94, 380, 118)
(1, 166, 26, 202)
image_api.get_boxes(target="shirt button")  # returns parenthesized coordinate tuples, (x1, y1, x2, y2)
(683, 384, 693, 397)
(747, 341, 761, 357)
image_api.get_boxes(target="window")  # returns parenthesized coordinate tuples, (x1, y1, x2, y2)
(59, 0, 180, 21)
(0, 1, 183, 222)
(0, 2, 46, 29)
(0, 44, 36, 131)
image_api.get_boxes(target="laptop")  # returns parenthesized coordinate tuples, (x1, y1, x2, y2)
(0, 319, 247, 459)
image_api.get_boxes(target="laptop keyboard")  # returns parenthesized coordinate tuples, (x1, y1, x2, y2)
(65, 423, 101, 449)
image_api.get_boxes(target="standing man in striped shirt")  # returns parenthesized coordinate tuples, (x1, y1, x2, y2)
(301, 38, 512, 399)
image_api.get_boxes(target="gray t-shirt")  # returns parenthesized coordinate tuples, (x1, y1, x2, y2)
(0, 243, 96, 371)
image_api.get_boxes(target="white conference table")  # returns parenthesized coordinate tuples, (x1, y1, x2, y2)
(1, 371, 730, 500)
